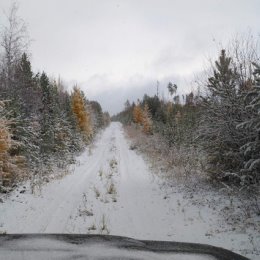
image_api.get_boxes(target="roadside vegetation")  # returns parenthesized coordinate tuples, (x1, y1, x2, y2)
(0, 4, 110, 192)
(113, 35, 260, 201)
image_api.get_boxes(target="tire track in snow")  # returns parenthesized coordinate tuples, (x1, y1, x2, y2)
(41, 128, 113, 233)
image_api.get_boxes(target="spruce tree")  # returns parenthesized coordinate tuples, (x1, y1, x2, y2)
(199, 50, 246, 179)
(40, 72, 55, 157)
(237, 63, 260, 183)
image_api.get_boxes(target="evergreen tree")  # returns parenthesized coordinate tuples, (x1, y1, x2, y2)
(90, 101, 104, 131)
(13, 53, 41, 117)
(40, 72, 52, 156)
(237, 63, 260, 183)
(167, 82, 177, 97)
(199, 50, 246, 179)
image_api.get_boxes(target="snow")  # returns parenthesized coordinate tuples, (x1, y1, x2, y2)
(0, 123, 258, 259)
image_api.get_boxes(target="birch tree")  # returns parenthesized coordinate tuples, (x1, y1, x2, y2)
(0, 3, 29, 91)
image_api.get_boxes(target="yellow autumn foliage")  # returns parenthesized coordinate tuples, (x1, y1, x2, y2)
(132, 102, 153, 134)
(71, 87, 93, 140)
(0, 116, 26, 187)
(142, 103, 153, 134)
(0, 120, 11, 153)
(133, 104, 143, 124)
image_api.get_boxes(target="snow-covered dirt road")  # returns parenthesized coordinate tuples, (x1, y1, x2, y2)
(0, 123, 259, 259)
(0, 122, 172, 236)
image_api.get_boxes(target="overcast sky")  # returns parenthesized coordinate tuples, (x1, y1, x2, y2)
(1, 0, 260, 114)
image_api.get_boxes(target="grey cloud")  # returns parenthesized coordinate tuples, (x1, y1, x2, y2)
(1, 0, 259, 114)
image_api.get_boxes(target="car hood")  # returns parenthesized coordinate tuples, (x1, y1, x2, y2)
(0, 234, 249, 260)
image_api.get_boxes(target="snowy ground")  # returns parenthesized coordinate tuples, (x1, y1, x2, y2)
(0, 122, 259, 259)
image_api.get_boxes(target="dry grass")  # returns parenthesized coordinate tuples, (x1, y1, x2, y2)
(79, 208, 94, 217)
(88, 223, 97, 231)
(109, 159, 117, 169)
(125, 125, 206, 186)
(98, 168, 103, 180)
(93, 186, 101, 198)
(107, 182, 116, 195)
(99, 214, 109, 234)
(112, 194, 117, 202)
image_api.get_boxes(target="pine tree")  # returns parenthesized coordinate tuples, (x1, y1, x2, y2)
(13, 53, 40, 117)
(167, 82, 177, 97)
(1, 54, 38, 170)
(40, 72, 54, 156)
(90, 101, 104, 132)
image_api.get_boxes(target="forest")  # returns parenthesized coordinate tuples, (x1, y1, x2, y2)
(1, 3, 259, 199)
(113, 40, 260, 193)
(0, 4, 110, 193)
(0, 2, 259, 258)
